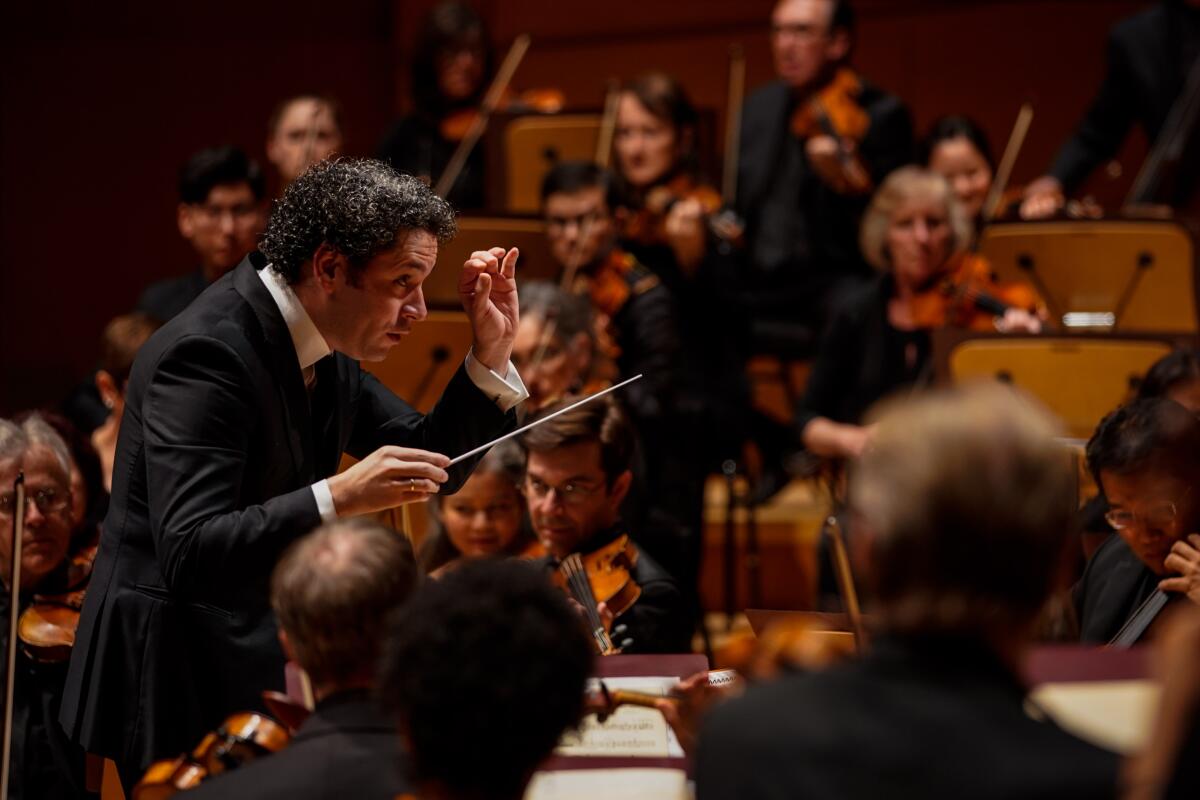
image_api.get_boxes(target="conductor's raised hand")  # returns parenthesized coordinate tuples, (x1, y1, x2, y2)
(326, 445, 450, 518)
(460, 246, 519, 372)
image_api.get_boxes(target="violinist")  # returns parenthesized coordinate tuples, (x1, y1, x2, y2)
(89, 313, 160, 494)
(418, 441, 534, 575)
(1076, 398, 1200, 644)
(265, 94, 344, 188)
(1022, 1, 1200, 219)
(738, 0, 913, 351)
(510, 281, 608, 413)
(379, 559, 592, 800)
(796, 167, 1042, 461)
(920, 115, 996, 227)
(520, 397, 693, 654)
(377, 1, 491, 209)
(184, 519, 417, 799)
(0, 416, 96, 799)
(697, 385, 1120, 800)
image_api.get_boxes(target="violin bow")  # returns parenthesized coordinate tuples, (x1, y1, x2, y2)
(1, 473, 25, 799)
(982, 102, 1033, 221)
(595, 79, 621, 169)
(721, 44, 746, 207)
(434, 33, 532, 198)
(825, 514, 866, 652)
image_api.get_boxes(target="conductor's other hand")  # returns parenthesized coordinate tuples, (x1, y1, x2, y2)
(460, 246, 519, 372)
(327, 446, 450, 517)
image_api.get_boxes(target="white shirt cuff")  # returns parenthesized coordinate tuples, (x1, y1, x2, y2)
(464, 349, 529, 412)
(312, 479, 338, 522)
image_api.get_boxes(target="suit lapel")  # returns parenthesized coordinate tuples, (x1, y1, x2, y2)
(310, 355, 348, 479)
(232, 256, 315, 482)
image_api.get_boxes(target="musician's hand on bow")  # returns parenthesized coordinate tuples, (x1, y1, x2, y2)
(326, 446, 450, 517)
(995, 307, 1043, 334)
(655, 671, 734, 756)
(460, 246, 519, 372)
(1019, 176, 1065, 220)
(664, 198, 706, 272)
(1159, 533, 1200, 605)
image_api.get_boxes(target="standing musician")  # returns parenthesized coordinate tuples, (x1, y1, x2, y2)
(377, 0, 492, 209)
(265, 94, 344, 188)
(697, 385, 1120, 800)
(796, 167, 1043, 461)
(1076, 397, 1200, 644)
(60, 158, 528, 791)
(0, 416, 97, 799)
(520, 397, 693, 655)
(1022, 0, 1200, 219)
(183, 519, 418, 799)
(738, 0, 913, 351)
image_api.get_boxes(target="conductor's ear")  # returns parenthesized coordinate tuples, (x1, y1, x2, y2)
(311, 243, 342, 290)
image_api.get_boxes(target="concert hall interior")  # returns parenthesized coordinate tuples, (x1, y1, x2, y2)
(3, 1, 1200, 798)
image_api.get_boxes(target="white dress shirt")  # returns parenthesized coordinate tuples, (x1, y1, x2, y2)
(257, 265, 528, 520)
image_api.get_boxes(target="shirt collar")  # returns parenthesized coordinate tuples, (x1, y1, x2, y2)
(257, 264, 332, 370)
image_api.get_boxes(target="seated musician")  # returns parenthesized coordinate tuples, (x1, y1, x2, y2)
(265, 94, 344, 187)
(184, 519, 417, 798)
(0, 416, 97, 799)
(1076, 397, 1200, 644)
(520, 397, 693, 654)
(418, 441, 534, 574)
(696, 385, 1120, 799)
(89, 312, 160, 493)
(1138, 348, 1200, 412)
(511, 280, 609, 412)
(377, 0, 491, 209)
(738, 0, 913, 351)
(920, 115, 996, 226)
(379, 559, 592, 800)
(796, 166, 1042, 460)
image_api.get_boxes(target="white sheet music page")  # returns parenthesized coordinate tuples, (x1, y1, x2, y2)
(555, 676, 685, 758)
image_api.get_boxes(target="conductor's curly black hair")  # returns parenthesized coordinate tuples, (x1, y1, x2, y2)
(260, 158, 457, 285)
(378, 559, 593, 800)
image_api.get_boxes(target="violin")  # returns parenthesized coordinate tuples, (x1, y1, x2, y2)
(134, 711, 290, 799)
(583, 669, 741, 723)
(439, 87, 565, 142)
(17, 539, 96, 663)
(528, 535, 641, 655)
(908, 252, 1045, 331)
(622, 174, 744, 252)
(789, 67, 873, 194)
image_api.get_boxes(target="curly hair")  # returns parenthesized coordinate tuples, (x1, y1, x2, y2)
(260, 158, 457, 284)
(378, 559, 592, 800)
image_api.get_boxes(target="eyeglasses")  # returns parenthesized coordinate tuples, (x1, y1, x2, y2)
(0, 488, 70, 518)
(545, 210, 604, 233)
(1105, 488, 1191, 531)
(523, 476, 604, 506)
(769, 22, 827, 42)
(193, 203, 260, 224)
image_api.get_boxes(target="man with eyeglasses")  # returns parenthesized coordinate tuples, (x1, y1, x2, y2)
(520, 396, 692, 654)
(136, 146, 267, 323)
(737, 0, 912, 355)
(1076, 397, 1200, 643)
(0, 416, 97, 799)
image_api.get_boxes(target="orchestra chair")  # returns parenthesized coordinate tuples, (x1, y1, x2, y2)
(979, 218, 1199, 333)
(425, 215, 558, 309)
(496, 112, 602, 213)
(933, 330, 1193, 440)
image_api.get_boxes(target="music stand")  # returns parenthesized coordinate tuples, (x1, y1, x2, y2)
(498, 113, 603, 212)
(979, 219, 1200, 333)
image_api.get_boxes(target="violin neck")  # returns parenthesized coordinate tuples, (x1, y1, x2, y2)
(560, 554, 615, 655)
(1109, 589, 1170, 647)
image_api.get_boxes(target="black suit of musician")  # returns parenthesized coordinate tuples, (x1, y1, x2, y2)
(60, 161, 527, 786)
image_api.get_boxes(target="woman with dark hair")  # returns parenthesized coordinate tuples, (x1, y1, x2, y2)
(1138, 348, 1200, 411)
(418, 441, 533, 575)
(377, 1, 494, 209)
(920, 115, 996, 224)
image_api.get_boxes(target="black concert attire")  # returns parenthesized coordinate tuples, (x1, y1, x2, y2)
(136, 268, 209, 323)
(696, 634, 1119, 800)
(1048, 2, 1200, 203)
(377, 115, 485, 210)
(535, 522, 693, 655)
(0, 552, 98, 800)
(736, 77, 913, 355)
(1074, 532, 1176, 644)
(61, 253, 522, 787)
(184, 689, 410, 800)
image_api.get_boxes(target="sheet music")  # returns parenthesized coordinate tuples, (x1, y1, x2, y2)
(556, 676, 685, 758)
(525, 767, 689, 800)
(1027, 679, 1160, 754)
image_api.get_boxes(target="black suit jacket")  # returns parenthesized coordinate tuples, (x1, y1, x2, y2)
(1074, 532, 1164, 644)
(696, 635, 1119, 800)
(184, 689, 409, 800)
(1050, 4, 1200, 194)
(61, 254, 514, 774)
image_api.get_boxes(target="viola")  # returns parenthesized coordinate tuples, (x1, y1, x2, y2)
(17, 539, 97, 663)
(134, 712, 290, 799)
(789, 67, 873, 193)
(908, 251, 1045, 331)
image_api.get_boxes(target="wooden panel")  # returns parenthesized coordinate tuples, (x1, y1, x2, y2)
(428, 216, 559, 307)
